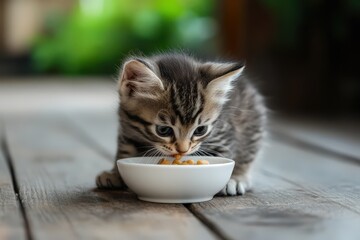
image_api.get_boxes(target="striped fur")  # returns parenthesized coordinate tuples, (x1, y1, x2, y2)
(96, 53, 266, 196)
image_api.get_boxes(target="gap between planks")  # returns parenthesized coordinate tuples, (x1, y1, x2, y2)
(184, 204, 229, 240)
(1, 124, 33, 240)
(63, 115, 229, 240)
(62, 113, 360, 238)
(4, 115, 219, 240)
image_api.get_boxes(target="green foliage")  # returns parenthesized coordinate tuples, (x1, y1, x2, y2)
(31, 0, 216, 74)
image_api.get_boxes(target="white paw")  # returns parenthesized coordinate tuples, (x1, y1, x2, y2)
(96, 170, 126, 189)
(218, 177, 251, 196)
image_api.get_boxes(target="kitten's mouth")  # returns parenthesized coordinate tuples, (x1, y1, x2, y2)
(158, 143, 201, 156)
(158, 147, 196, 156)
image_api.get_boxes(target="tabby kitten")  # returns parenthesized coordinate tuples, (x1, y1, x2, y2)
(96, 53, 266, 195)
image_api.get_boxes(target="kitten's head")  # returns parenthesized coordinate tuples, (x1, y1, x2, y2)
(118, 53, 244, 156)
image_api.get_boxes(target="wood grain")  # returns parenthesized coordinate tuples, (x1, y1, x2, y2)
(4, 114, 218, 240)
(187, 138, 360, 240)
(0, 122, 26, 240)
(262, 139, 360, 213)
(64, 112, 118, 161)
(188, 169, 360, 240)
(270, 117, 360, 163)
(70, 112, 360, 240)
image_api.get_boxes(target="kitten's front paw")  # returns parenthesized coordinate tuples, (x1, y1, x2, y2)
(96, 170, 127, 189)
(218, 177, 251, 196)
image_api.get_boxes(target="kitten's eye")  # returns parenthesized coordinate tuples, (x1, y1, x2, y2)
(155, 125, 174, 137)
(193, 126, 208, 136)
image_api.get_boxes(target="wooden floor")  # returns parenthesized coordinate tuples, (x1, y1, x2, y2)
(1, 79, 360, 240)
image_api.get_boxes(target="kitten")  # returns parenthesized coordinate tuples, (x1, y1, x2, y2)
(96, 53, 266, 195)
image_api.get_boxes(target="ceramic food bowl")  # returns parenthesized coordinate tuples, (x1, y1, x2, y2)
(117, 156, 234, 203)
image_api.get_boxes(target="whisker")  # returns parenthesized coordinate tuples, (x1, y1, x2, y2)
(200, 147, 227, 158)
(142, 148, 157, 157)
(150, 149, 163, 164)
(202, 143, 232, 153)
(196, 149, 213, 157)
(141, 148, 159, 164)
(150, 149, 167, 164)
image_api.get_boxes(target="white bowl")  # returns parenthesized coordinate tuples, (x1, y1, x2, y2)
(117, 156, 235, 203)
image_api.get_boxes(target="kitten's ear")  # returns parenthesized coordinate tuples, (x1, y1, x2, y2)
(203, 62, 244, 104)
(118, 59, 164, 100)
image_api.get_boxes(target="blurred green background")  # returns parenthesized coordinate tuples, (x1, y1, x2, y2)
(0, 0, 359, 115)
(31, 0, 217, 74)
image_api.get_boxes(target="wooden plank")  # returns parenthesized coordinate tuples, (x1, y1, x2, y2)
(192, 136, 360, 239)
(188, 169, 360, 240)
(64, 111, 118, 161)
(0, 122, 26, 240)
(4, 114, 218, 240)
(68, 112, 360, 240)
(270, 117, 360, 163)
(261, 139, 360, 213)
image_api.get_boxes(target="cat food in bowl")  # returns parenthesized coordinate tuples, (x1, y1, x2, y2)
(117, 156, 234, 203)
(157, 158, 209, 165)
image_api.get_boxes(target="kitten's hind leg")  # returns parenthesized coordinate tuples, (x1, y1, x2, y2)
(96, 166, 127, 189)
(218, 162, 252, 196)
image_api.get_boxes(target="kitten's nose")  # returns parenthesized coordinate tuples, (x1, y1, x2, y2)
(175, 142, 190, 154)
(176, 149, 187, 154)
